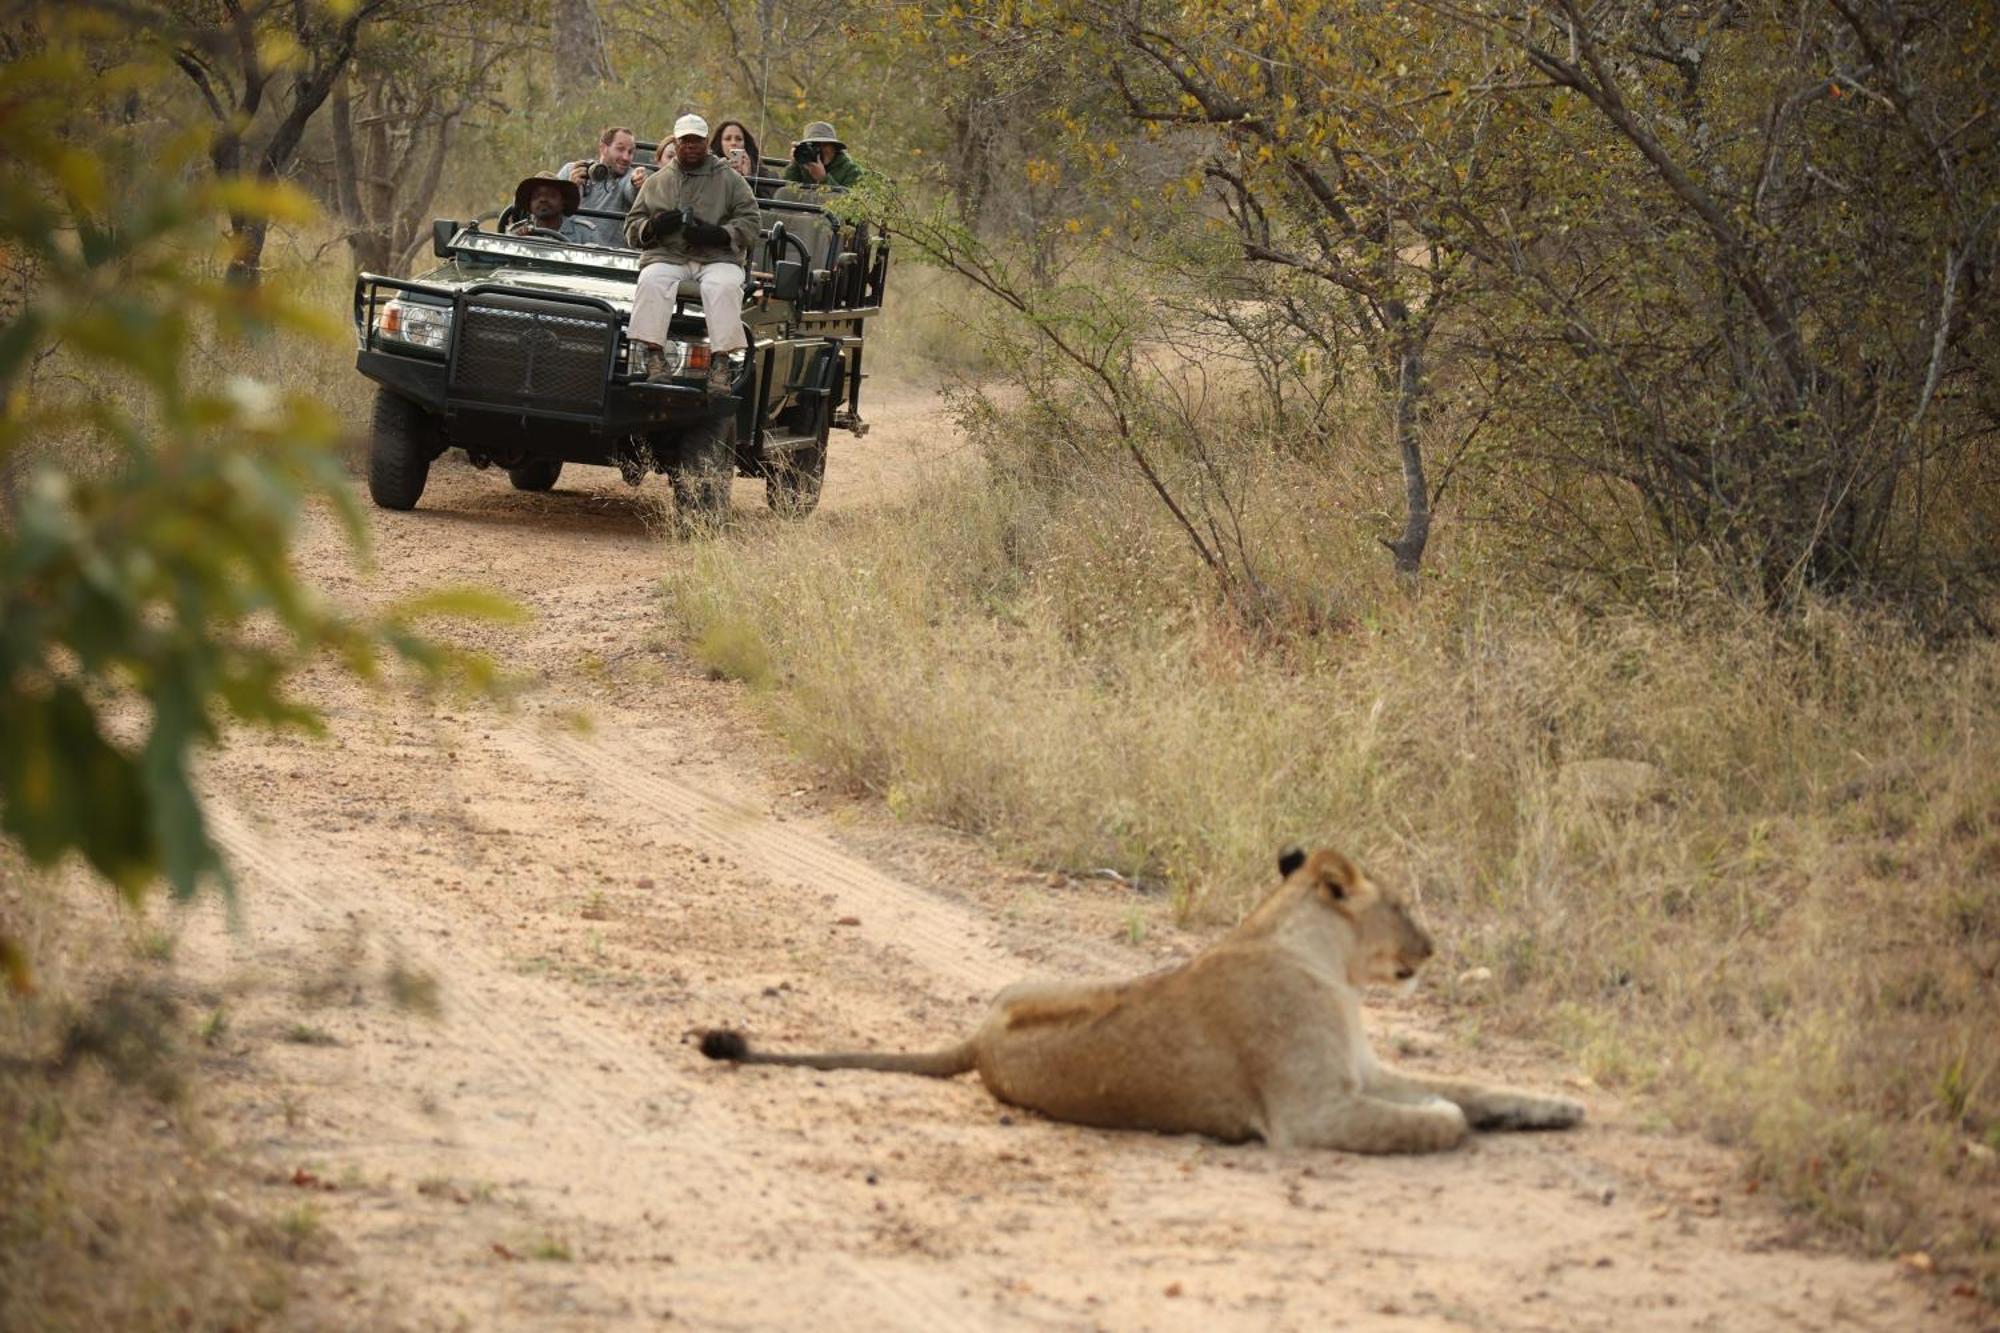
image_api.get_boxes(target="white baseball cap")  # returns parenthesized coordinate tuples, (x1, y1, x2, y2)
(672, 113, 710, 141)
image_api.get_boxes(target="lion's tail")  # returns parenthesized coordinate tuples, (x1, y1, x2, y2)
(698, 1028, 976, 1078)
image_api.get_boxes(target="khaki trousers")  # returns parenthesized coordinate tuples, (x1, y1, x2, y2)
(629, 260, 747, 355)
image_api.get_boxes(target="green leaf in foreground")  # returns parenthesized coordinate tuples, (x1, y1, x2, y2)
(0, 23, 513, 988)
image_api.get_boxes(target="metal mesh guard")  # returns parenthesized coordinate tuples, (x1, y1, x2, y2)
(450, 296, 614, 414)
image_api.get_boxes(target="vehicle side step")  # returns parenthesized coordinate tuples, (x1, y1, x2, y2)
(760, 431, 822, 458)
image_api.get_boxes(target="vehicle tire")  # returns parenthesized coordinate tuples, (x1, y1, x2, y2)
(763, 400, 828, 517)
(667, 415, 735, 530)
(368, 387, 439, 511)
(507, 458, 563, 492)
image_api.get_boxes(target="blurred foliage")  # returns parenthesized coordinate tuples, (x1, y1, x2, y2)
(0, 22, 513, 991)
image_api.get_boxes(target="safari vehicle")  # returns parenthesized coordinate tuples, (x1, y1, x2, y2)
(351, 147, 885, 518)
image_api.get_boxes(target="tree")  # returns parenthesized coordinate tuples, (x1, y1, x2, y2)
(329, 13, 516, 273)
(1416, 0, 1998, 601)
(612, 0, 850, 149)
(166, 0, 390, 280)
(918, 0, 1519, 579)
(554, 0, 612, 84)
(0, 21, 507, 990)
(915, 0, 1996, 603)
(883, 191, 1277, 615)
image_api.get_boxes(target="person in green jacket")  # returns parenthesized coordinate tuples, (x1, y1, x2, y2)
(624, 113, 762, 395)
(781, 120, 864, 190)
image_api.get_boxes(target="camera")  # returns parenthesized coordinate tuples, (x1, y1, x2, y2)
(792, 141, 818, 167)
(587, 161, 614, 182)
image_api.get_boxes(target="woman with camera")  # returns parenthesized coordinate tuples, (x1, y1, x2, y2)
(709, 120, 774, 200)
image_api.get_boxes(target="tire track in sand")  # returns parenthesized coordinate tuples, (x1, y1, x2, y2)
(204, 798, 998, 1332)
(503, 726, 1056, 996)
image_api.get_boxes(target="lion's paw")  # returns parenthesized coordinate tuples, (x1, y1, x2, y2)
(1420, 1098, 1472, 1149)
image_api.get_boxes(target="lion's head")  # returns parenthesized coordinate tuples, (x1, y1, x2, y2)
(1247, 846, 1435, 989)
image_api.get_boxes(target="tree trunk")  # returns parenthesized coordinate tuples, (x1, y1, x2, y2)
(332, 46, 474, 276)
(555, 0, 612, 84)
(226, 218, 269, 283)
(363, 121, 394, 228)
(329, 72, 392, 272)
(225, 23, 371, 282)
(1381, 301, 1432, 579)
(330, 71, 364, 224)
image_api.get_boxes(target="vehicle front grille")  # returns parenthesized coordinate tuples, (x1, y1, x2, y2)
(448, 292, 617, 416)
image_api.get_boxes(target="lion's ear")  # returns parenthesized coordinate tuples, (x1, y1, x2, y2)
(1311, 850, 1363, 904)
(1277, 846, 1306, 878)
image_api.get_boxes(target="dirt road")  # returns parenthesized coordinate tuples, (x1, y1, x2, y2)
(170, 389, 1954, 1330)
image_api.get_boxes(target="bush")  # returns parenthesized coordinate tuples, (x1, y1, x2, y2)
(0, 26, 508, 986)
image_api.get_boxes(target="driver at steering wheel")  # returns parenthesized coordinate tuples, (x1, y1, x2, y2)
(507, 174, 592, 244)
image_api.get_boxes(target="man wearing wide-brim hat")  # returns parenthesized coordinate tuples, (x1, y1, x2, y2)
(781, 120, 865, 190)
(507, 173, 592, 243)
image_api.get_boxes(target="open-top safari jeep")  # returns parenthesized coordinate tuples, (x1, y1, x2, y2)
(351, 146, 885, 519)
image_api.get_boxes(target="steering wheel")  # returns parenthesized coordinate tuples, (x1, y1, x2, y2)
(495, 205, 566, 241)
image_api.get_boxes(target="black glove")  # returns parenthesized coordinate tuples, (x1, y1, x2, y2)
(641, 207, 684, 246)
(685, 221, 732, 249)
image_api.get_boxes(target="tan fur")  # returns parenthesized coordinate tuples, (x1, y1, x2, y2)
(700, 847, 1585, 1153)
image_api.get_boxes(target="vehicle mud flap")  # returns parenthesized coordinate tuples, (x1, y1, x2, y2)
(669, 414, 736, 531)
(761, 342, 838, 517)
(762, 403, 829, 518)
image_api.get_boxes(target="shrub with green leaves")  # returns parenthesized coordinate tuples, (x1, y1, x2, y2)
(0, 26, 507, 990)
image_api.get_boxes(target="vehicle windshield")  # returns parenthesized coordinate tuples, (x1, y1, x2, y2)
(452, 229, 640, 277)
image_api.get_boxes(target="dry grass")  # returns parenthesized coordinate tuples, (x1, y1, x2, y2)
(0, 862, 311, 1331)
(665, 402, 2000, 1293)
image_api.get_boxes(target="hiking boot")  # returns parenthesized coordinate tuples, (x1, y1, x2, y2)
(705, 351, 739, 399)
(639, 342, 673, 383)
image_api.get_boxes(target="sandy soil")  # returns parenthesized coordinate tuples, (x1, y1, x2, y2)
(162, 387, 1967, 1331)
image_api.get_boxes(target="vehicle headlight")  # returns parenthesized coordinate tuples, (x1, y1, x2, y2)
(375, 299, 452, 352)
(624, 338, 708, 378)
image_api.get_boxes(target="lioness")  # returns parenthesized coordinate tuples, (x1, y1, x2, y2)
(700, 847, 1585, 1153)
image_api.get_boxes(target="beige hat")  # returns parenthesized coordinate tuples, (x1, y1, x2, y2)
(797, 120, 845, 150)
(672, 113, 710, 141)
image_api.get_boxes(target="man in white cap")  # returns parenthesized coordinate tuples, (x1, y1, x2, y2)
(623, 113, 761, 395)
(781, 120, 865, 189)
